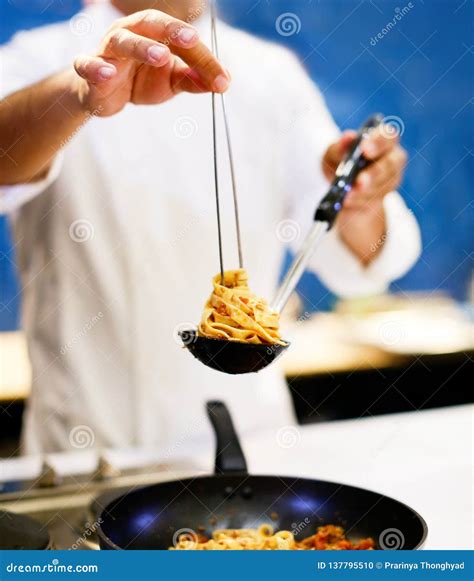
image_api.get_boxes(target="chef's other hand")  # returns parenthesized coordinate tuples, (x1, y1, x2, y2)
(322, 125, 408, 212)
(73, 9, 230, 116)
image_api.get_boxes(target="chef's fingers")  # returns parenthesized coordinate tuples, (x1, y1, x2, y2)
(354, 146, 407, 193)
(345, 175, 400, 209)
(344, 176, 400, 209)
(115, 9, 200, 48)
(169, 44, 230, 93)
(361, 124, 400, 160)
(74, 55, 118, 84)
(344, 151, 407, 209)
(171, 64, 209, 95)
(102, 29, 171, 67)
(111, 10, 230, 93)
(322, 130, 357, 172)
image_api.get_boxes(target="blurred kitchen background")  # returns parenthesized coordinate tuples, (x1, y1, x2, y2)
(0, 0, 473, 455)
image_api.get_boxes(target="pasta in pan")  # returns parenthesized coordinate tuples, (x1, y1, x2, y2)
(171, 524, 375, 550)
(198, 270, 285, 346)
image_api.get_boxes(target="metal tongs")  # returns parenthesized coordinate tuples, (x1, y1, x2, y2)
(180, 3, 384, 374)
(272, 113, 384, 312)
(209, 0, 243, 280)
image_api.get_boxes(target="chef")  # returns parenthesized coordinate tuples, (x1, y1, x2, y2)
(0, 0, 421, 454)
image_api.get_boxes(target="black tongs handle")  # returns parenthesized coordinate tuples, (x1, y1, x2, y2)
(315, 113, 384, 228)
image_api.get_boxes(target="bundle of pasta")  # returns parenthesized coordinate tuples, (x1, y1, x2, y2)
(199, 269, 285, 346)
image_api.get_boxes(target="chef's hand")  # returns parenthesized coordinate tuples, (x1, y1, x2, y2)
(73, 9, 230, 116)
(322, 125, 408, 211)
(322, 126, 408, 264)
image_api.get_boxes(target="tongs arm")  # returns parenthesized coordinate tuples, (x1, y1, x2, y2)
(272, 114, 384, 313)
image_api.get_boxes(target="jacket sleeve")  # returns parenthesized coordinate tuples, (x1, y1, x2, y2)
(279, 52, 421, 297)
(0, 154, 64, 214)
(304, 192, 422, 297)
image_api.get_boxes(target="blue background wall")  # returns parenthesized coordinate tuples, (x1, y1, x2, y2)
(0, 0, 472, 328)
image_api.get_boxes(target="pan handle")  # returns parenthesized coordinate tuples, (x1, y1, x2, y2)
(206, 401, 248, 475)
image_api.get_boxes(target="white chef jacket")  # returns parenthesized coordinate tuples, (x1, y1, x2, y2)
(0, 3, 421, 454)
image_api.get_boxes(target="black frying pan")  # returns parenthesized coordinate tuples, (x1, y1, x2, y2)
(97, 402, 427, 550)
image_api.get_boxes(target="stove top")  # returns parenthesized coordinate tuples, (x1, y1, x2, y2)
(0, 453, 201, 550)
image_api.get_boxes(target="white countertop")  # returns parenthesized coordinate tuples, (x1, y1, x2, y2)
(1, 405, 472, 550)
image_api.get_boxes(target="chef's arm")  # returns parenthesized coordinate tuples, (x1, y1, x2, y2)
(0, 9, 229, 187)
(280, 48, 421, 294)
(0, 70, 91, 185)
